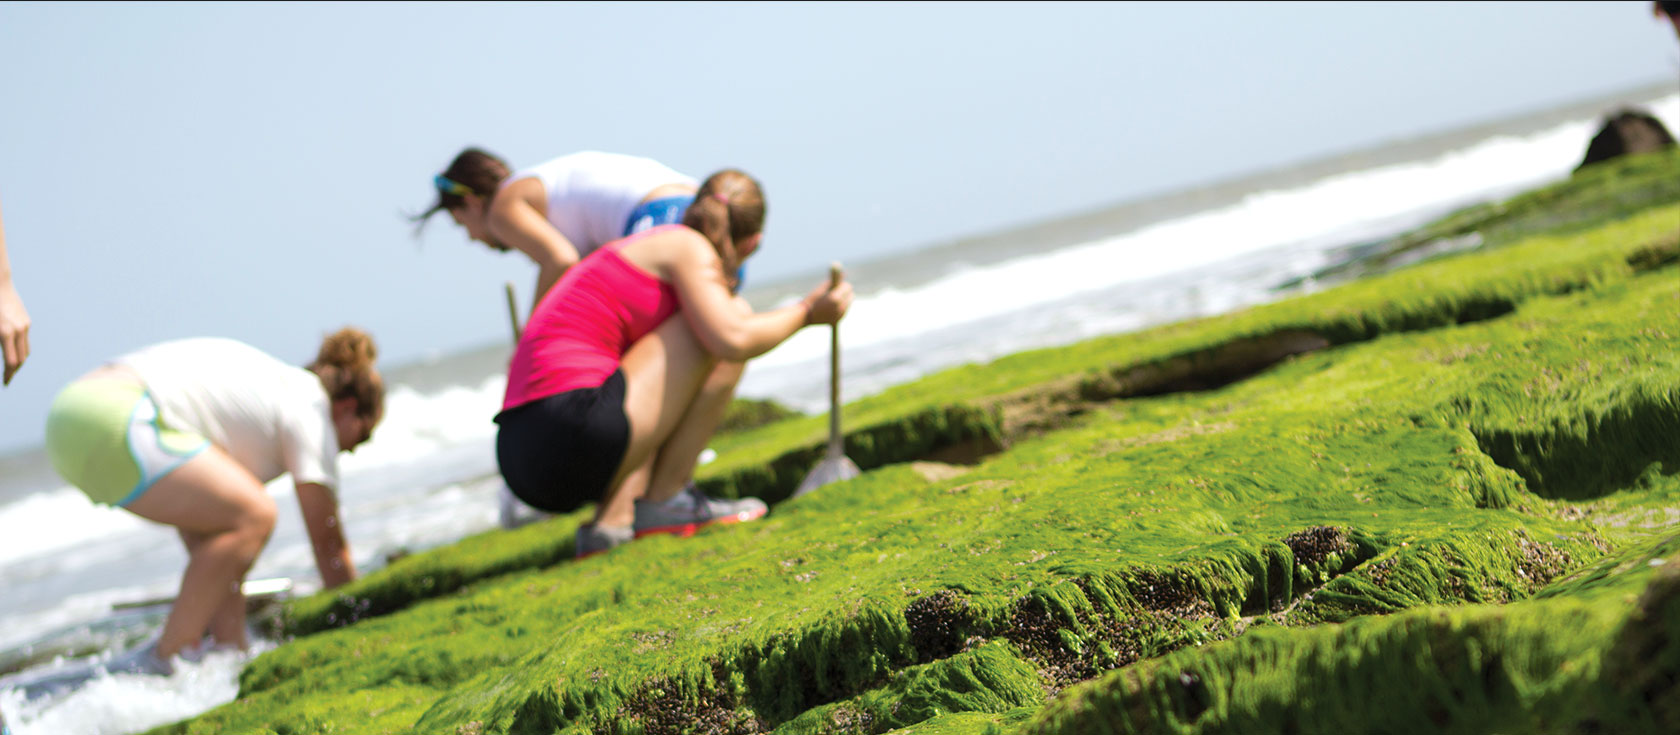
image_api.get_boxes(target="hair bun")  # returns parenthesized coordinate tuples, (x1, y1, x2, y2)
(316, 327, 377, 372)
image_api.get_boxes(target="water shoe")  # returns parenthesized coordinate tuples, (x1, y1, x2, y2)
(102, 638, 175, 676)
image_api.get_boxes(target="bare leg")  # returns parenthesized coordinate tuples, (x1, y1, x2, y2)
(126, 447, 276, 660)
(593, 316, 717, 527)
(205, 584, 250, 650)
(176, 529, 251, 650)
(597, 461, 652, 528)
(642, 359, 744, 505)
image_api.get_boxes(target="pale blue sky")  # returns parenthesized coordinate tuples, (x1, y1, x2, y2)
(0, 1, 1674, 452)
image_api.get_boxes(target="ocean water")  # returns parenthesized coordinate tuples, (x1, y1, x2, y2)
(1, 87, 1675, 734)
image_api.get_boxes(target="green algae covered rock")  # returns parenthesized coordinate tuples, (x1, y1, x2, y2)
(1022, 533, 1680, 735)
(718, 398, 806, 435)
(151, 150, 1680, 734)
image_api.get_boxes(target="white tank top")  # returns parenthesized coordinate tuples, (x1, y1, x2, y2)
(503, 151, 696, 258)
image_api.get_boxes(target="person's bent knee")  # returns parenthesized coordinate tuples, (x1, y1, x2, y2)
(245, 494, 279, 535)
(232, 494, 279, 549)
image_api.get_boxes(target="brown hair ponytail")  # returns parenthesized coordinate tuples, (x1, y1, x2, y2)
(681, 169, 765, 289)
(308, 327, 385, 421)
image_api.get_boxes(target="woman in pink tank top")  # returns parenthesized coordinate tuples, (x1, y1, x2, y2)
(495, 169, 853, 557)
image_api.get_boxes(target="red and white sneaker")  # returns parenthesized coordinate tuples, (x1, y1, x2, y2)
(633, 483, 767, 539)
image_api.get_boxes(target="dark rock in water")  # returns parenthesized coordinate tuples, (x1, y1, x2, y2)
(0, 638, 172, 703)
(1577, 109, 1676, 171)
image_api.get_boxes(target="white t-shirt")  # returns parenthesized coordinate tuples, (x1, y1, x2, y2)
(503, 151, 696, 258)
(115, 337, 340, 492)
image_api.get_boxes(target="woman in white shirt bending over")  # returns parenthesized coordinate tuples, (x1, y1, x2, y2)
(43, 328, 384, 671)
(417, 148, 703, 308)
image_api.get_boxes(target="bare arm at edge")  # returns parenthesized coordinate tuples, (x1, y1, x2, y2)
(0, 200, 31, 386)
(296, 481, 356, 589)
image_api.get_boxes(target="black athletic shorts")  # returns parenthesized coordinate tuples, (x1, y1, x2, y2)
(494, 370, 630, 514)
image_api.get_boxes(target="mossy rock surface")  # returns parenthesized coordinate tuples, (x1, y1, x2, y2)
(718, 398, 806, 436)
(698, 149, 1680, 505)
(1021, 533, 1680, 735)
(154, 151, 1680, 734)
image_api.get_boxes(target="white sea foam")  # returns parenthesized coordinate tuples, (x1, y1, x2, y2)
(1, 643, 274, 735)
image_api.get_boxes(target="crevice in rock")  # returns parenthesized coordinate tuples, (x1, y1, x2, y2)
(1471, 388, 1680, 501)
(1074, 330, 1332, 403)
(613, 672, 764, 735)
(1626, 230, 1679, 272)
(904, 590, 977, 664)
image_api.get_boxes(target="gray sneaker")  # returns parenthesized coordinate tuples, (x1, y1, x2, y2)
(499, 482, 554, 530)
(103, 638, 175, 676)
(633, 483, 768, 539)
(574, 523, 635, 559)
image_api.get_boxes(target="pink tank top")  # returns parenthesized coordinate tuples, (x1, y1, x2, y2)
(501, 226, 682, 412)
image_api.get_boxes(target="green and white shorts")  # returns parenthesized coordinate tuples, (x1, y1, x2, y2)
(45, 379, 209, 507)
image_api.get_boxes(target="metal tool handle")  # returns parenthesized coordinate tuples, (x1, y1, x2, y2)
(505, 282, 523, 343)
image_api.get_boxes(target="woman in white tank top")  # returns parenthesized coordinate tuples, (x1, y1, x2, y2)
(416, 148, 697, 309)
